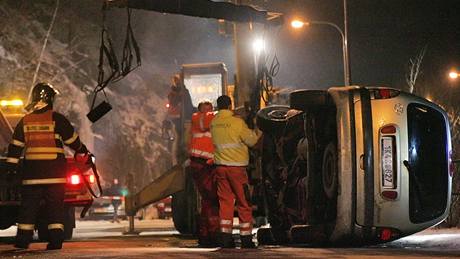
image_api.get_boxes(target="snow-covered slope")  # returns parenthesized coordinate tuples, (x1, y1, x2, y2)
(0, 1, 171, 188)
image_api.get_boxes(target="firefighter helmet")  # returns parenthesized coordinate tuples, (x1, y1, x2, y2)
(26, 82, 59, 111)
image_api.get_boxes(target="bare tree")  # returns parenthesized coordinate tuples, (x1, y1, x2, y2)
(406, 45, 427, 94)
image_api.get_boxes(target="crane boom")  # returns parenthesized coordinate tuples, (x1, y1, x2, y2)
(108, 0, 282, 24)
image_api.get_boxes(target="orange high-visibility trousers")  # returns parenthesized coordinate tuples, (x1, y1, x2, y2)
(215, 166, 252, 236)
(190, 159, 219, 240)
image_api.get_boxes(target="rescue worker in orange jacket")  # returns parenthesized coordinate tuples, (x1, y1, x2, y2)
(6, 83, 91, 250)
(189, 100, 220, 247)
(210, 95, 261, 248)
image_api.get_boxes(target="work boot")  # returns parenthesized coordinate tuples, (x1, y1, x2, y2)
(14, 229, 33, 249)
(14, 242, 29, 249)
(240, 235, 256, 249)
(220, 233, 235, 248)
(198, 237, 219, 248)
(47, 229, 63, 250)
(46, 243, 62, 250)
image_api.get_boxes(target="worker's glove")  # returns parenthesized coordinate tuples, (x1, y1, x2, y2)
(75, 152, 91, 164)
(3, 161, 19, 173)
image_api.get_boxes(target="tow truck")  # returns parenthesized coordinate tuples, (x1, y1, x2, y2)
(0, 99, 96, 240)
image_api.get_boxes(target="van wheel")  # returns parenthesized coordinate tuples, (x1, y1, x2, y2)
(322, 143, 338, 199)
(256, 105, 290, 135)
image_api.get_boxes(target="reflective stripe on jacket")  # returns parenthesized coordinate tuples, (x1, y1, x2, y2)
(189, 112, 215, 160)
(210, 110, 260, 166)
(23, 110, 63, 160)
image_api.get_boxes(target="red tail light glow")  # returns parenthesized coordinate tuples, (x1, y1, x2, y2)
(166, 103, 170, 108)
(70, 174, 81, 185)
(380, 228, 392, 241)
(372, 88, 400, 99)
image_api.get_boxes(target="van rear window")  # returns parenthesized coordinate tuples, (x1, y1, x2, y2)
(407, 103, 448, 223)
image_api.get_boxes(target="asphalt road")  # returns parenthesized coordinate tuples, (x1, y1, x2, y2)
(1, 219, 460, 258)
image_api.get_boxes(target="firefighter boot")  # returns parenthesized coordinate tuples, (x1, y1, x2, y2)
(240, 235, 256, 249)
(220, 233, 236, 248)
(46, 229, 63, 250)
(14, 229, 33, 249)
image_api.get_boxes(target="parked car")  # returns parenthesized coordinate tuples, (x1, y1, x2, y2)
(87, 195, 126, 220)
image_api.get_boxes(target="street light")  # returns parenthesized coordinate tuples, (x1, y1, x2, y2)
(449, 71, 459, 80)
(252, 38, 266, 55)
(291, 19, 350, 86)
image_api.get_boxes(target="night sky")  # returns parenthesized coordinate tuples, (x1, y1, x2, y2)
(102, 0, 460, 94)
(265, 0, 460, 90)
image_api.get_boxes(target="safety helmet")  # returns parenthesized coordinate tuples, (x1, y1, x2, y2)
(26, 82, 59, 111)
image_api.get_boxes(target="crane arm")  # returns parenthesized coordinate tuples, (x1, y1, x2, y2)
(107, 0, 282, 25)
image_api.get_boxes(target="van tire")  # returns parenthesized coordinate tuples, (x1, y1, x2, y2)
(256, 105, 291, 135)
(322, 143, 338, 199)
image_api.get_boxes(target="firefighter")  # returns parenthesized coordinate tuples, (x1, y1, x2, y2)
(166, 74, 194, 164)
(189, 100, 219, 247)
(210, 95, 261, 248)
(6, 82, 91, 250)
(166, 74, 194, 132)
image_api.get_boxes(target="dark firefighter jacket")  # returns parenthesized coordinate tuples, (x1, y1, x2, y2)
(6, 106, 87, 185)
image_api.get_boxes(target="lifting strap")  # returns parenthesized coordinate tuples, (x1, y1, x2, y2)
(120, 7, 141, 77)
(79, 153, 103, 199)
(90, 4, 142, 114)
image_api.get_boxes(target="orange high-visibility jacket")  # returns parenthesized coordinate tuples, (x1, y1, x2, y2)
(189, 111, 215, 160)
(23, 110, 64, 160)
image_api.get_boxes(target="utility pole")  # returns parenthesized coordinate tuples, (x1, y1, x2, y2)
(343, 0, 351, 85)
(233, 0, 257, 107)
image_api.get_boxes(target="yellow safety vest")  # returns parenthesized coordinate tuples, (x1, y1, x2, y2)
(210, 110, 260, 166)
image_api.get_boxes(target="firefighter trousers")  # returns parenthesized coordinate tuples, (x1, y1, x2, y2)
(16, 184, 66, 248)
(190, 159, 219, 241)
(215, 166, 253, 236)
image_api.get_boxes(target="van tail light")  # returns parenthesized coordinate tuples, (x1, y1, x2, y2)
(88, 174, 95, 184)
(372, 89, 400, 99)
(381, 125, 396, 134)
(382, 190, 398, 200)
(166, 103, 170, 108)
(379, 227, 400, 241)
(69, 174, 81, 185)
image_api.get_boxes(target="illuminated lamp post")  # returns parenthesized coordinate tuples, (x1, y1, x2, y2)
(291, 19, 350, 86)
